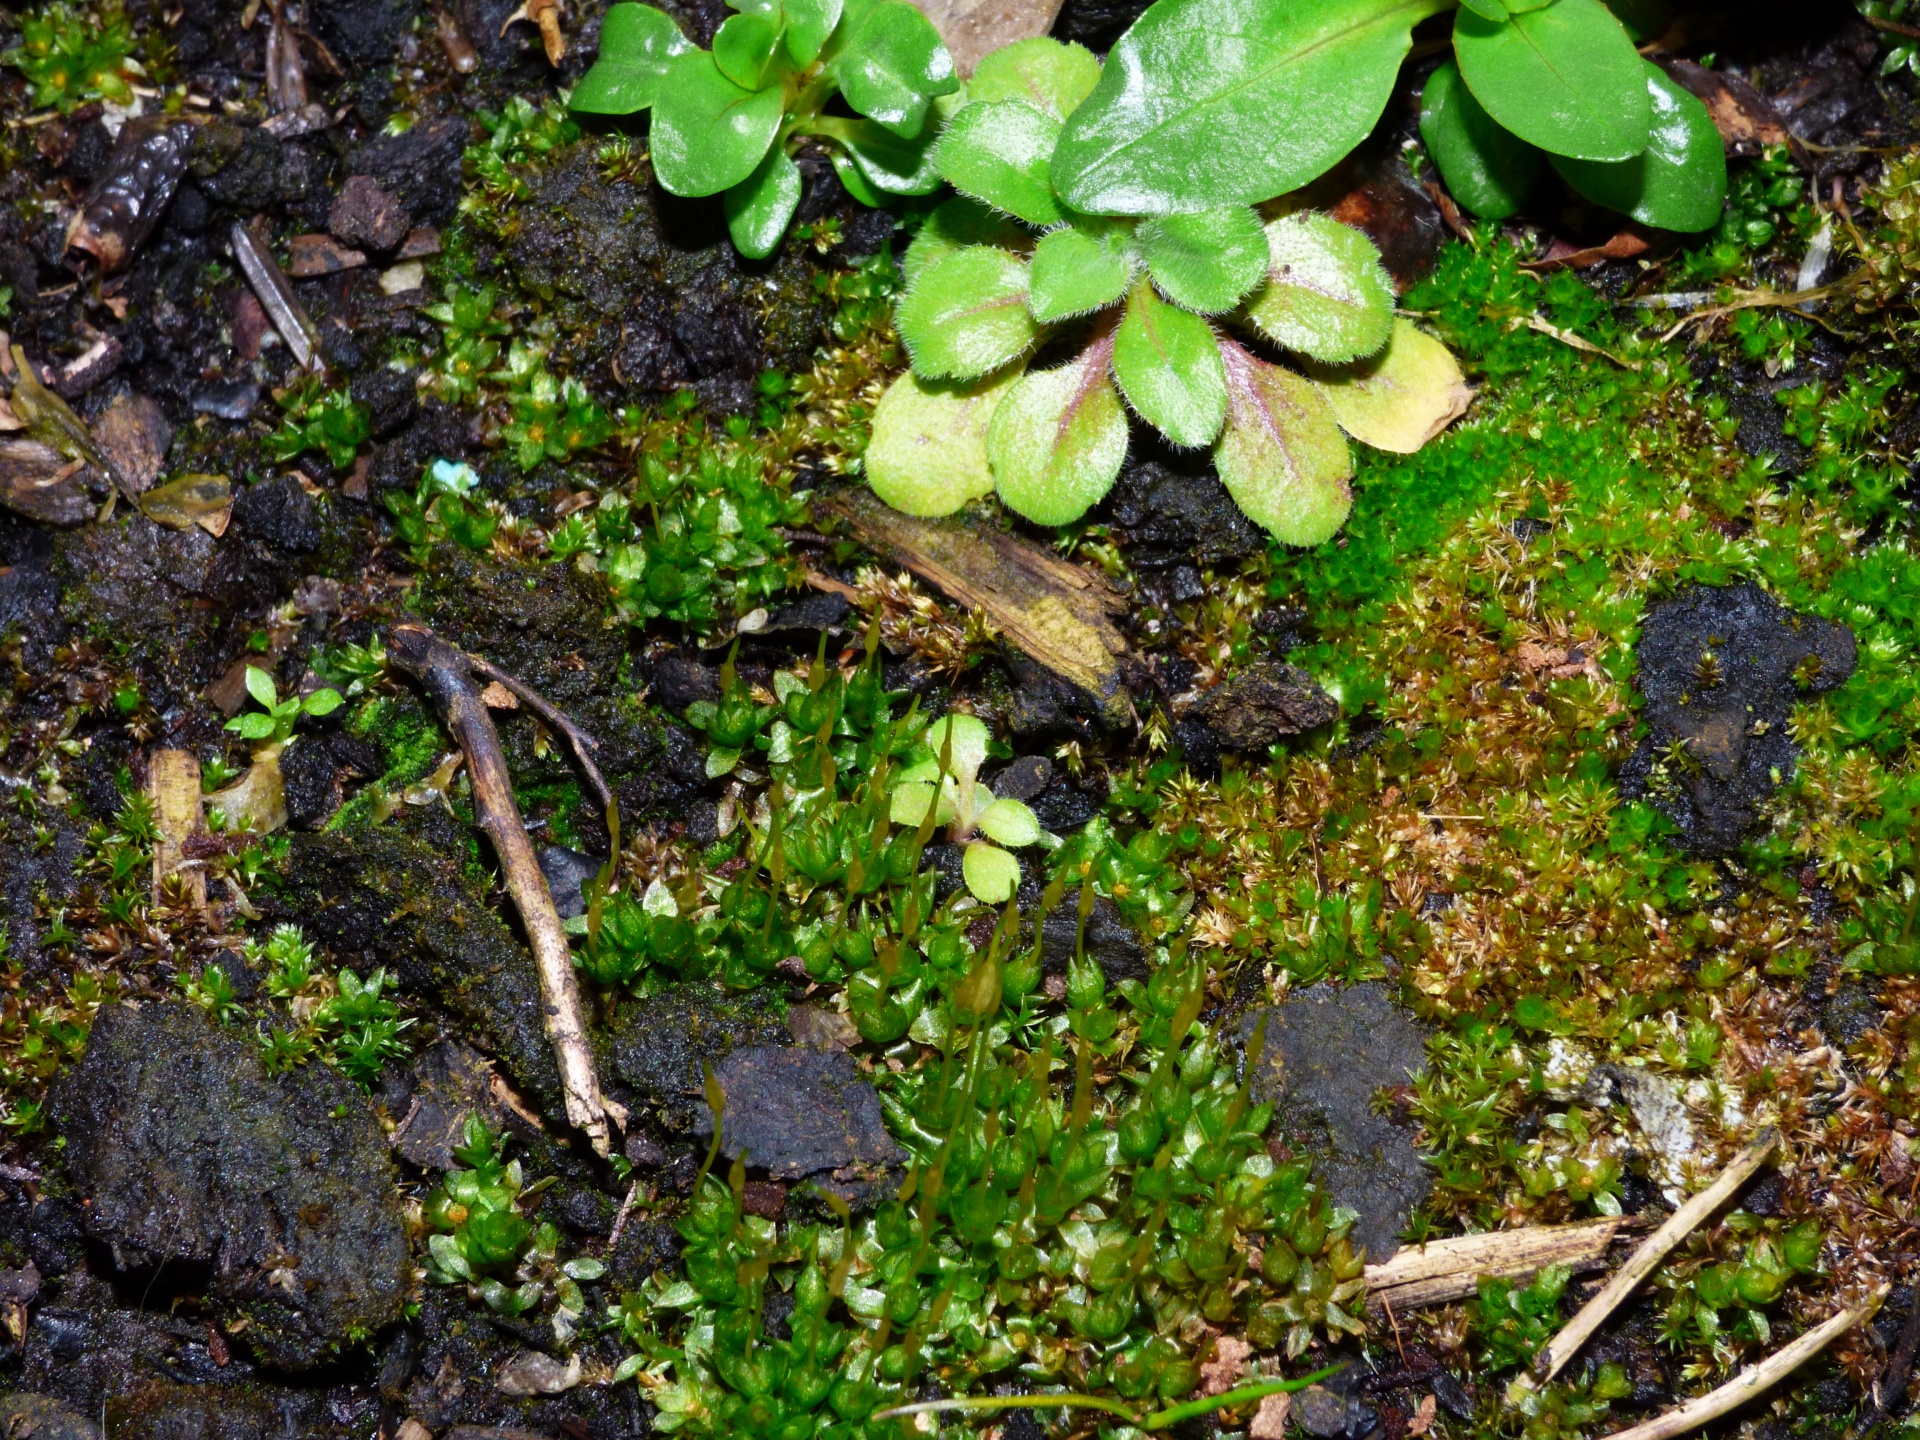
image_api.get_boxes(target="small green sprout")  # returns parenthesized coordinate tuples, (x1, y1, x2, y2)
(572, 0, 957, 257)
(4, 2, 139, 114)
(888, 713, 1043, 903)
(224, 667, 343, 746)
(270, 386, 372, 470)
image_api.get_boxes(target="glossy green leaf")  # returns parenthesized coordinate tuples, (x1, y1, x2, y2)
(1551, 62, 1728, 232)
(1138, 206, 1267, 314)
(650, 51, 784, 196)
(833, 0, 958, 138)
(1027, 221, 1133, 322)
(1307, 319, 1472, 453)
(1112, 280, 1225, 448)
(1243, 213, 1393, 364)
(1418, 58, 1541, 220)
(712, 12, 783, 90)
(935, 100, 1063, 226)
(962, 842, 1022, 903)
(988, 335, 1129, 526)
(570, 3, 692, 114)
(978, 797, 1042, 847)
(823, 116, 943, 195)
(903, 196, 1030, 286)
(784, 0, 841, 65)
(724, 145, 802, 259)
(830, 148, 884, 206)
(1214, 340, 1352, 546)
(1051, 0, 1447, 216)
(967, 36, 1101, 120)
(866, 369, 1018, 516)
(897, 246, 1037, 379)
(1456, 0, 1508, 17)
(1453, 0, 1649, 161)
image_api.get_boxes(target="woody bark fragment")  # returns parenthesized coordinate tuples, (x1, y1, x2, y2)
(821, 488, 1134, 726)
(389, 622, 626, 1156)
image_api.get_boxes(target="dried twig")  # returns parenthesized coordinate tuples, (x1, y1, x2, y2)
(149, 749, 207, 908)
(1603, 1289, 1886, 1440)
(1365, 1218, 1632, 1312)
(1536, 1129, 1778, 1383)
(502, 0, 565, 64)
(389, 623, 627, 1155)
(229, 221, 323, 372)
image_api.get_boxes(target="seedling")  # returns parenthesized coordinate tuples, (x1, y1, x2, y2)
(888, 713, 1043, 902)
(570, 0, 957, 257)
(224, 666, 343, 746)
(867, 38, 1468, 545)
(3, 1, 139, 113)
(269, 385, 371, 470)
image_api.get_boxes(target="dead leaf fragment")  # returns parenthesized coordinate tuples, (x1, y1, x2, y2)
(141, 473, 233, 535)
(207, 746, 289, 836)
(287, 233, 367, 277)
(1309, 320, 1472, 454)
(1407, 1393, 1438, 1437)
(1249, 1391, 1292, 1440)
(494, 1348, 581, 1395)
(1523, 228, 1653, 272)
(906, 0, 1064, 76)
(94, 390, 172, 494)
(1198, 1334, 1252, 1397)
(1658, 58, 1796, 157)
(0, 437, 94, 525)
(788, 1003, 859, 1052)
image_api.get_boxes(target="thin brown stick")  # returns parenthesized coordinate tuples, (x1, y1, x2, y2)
(1866, 13, 1920, 38)
(464, 654, 613, 819)
(1536, 1129, 1778, 1383)
(1851, 1284, 1920, 1440)
(1603, 1289, 1885, 1440)
(389, 623, 626, 1155)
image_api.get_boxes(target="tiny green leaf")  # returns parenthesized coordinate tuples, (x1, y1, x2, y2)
(712, 12, 784, 90)
(1214, 339, 1352, 546)
(935, 100, 1064, 226)
(1112, 280, 1225, 448)
(303, 687, 345, 718)
(233, 712, 277, 741)
(1307, 319, 1472, 453)
(927, 714, 992, 782)
(1027, 220, 1134, 323)
(833, 0, 958, 138)
(650, 51, 784, 196)
(245, 665, 279, 709)
(978, 797, 1042, 848)
(569, 3, 692, 114)
(1052, 0, 1448, 215)
(988, 333, 1128, 526)
(904, 196, 1030, 287)
(1550, 62, 1728, 232)
(897, 246, 1037, 380)
(725, 144, 803, 259)
(823, 116, 943, 195)
(866, 369, 1018, 516)
(962, 842, 1022, 903)
(1452, 0, 1650, 162)
(967, 36, 1101, 121)
(1418, 58, 1541, 220)
(1138, 206, 1267, 315)
(1243, 213, 1394, 364)
(889, 779, 944, 826)
(784, 0, 842, 65)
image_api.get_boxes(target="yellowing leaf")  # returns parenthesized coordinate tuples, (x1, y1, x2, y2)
(865, 369, 1017, 517)
(140, 473, 233, 534)
(1213, 340, 1351, 547)
(1307, 319, 1472, 453)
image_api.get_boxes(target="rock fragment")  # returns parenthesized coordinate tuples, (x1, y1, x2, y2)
(330, 174, 412, 251)
(1191, 661, 1339, 750)
(695, 1045, 905, 1181)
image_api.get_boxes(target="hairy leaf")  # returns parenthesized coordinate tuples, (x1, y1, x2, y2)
(1051, 0, 1447, 215)
(784, 0, 842, 65)
(1551, 62, 1728, 232)
(1308, 319, 1472, 453)
(962, 842, 1022, 903)
(936, 100, 1064, 226)
(898, 246, 1037, 379)
(866, 370, 1018, 516)
(724, 145, 802, 259)
(1112, 280, 1226, 448)
(1452, 0, 1648, 161)
(967, 36, 1101, 120)
(904, 196, 1031, 286)
(1418, 58, 1541, 220)
(570, 3, 691, 114)
(978, 797, 1042, 847)
(988, 335, 1128, 526)
(1026, 220, 1133, 322)
(1138, 206, 1267, 314)
(1214, 340, 1352, 546)
(1243, 213, 1393, 364)
(833, 0, 957, 138)
(650, 50, 783, 196)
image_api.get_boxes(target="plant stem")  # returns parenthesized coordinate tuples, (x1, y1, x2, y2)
(874, 1392, 1140, 1424)
(1140, 1365, 1345, 1430)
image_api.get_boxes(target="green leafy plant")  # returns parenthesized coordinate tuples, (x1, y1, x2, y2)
(270, 386, 372, 470)
(497, 341, 611, 471)
(225, 666, 343, 746)
(4, 2, 139, 113)
(571, 0, 957, 257)
(888, 713, 1044, 903)
(866, 38, 1469, 545)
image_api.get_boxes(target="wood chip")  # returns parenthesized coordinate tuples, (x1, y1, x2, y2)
(150, 749, 208, 908)
(1365, 1218, 1629, 1312)
(93, 390, 172, 494)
